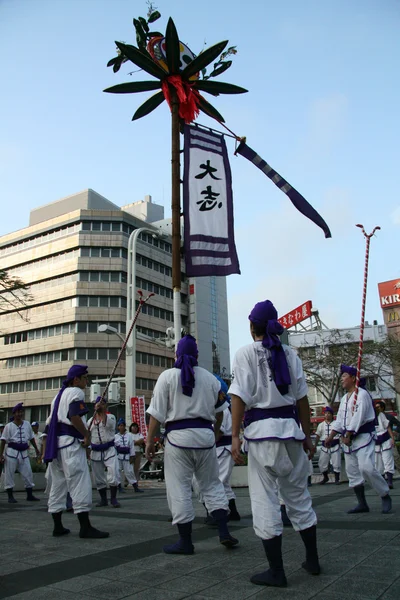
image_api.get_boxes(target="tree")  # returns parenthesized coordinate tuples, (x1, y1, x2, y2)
(295, 329, 400, 407)
(0, 269, 33, 321)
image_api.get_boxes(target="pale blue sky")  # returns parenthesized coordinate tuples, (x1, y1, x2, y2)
(1, 0, 399, 359)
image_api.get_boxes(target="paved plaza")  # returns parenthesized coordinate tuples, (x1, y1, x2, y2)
(1, 477, 400, 600)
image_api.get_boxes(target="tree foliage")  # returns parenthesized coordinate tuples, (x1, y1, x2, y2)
(0, 269, 33, 321)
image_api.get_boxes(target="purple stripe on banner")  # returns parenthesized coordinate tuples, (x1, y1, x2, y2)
(183, 124, 240, 277)
(236, 141, 331, 238)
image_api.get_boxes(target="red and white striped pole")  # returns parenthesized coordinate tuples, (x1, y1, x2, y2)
(353, 224, 380, 405)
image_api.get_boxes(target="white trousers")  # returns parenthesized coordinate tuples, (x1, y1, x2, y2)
(91, 451, 120, 489)
(319, 448, 341, 473)
(47, 441, 92, 514)
(248, 440, 317, 540)
(344, 439, 389, 496)
(165, 440, 228, 525)
(217, 448, 236, 501)
(4, 455, 34, 489)
(375, 443, 395, 475)
(118, 458, 137, 485)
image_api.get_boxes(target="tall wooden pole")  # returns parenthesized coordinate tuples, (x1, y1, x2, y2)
(171, 87, 182, 345)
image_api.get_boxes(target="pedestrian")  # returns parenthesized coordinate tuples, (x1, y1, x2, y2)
(315, 407, 341, 485)
(129, 422, 145, 491)
(0, 403, 41, 503)
(44, 364, 109, 538)
(146, 334, 239, 554)
(325, 365, 392, 514)
(28, 421, 44, 472)
(230, 300, 319, 588)
(87, 396, 120, 508)
(115, 418, 142, 493)
(374, 401, 396, 489)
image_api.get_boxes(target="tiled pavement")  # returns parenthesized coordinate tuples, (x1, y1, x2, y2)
(1, 476, 399, 599)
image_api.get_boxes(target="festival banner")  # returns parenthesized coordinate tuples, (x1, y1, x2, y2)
(183, 124, 240, 277)
(279, 300, 313, 329)
(235, 141, 331, 239)
(130, 396, 148, 442)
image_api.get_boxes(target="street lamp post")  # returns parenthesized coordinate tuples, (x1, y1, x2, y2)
(126, 227, 161, 425)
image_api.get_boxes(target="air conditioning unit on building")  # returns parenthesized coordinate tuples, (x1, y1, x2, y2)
(90, 383, 101, 403)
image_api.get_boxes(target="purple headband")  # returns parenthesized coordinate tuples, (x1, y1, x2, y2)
(66, 364, 88, 384)
(323, 406, 334, 414)
(340, 364, 357, 378)
(174, 335, 198, 397)
(249, 300, 291, 395)
(95, 395, 107, 404)
(12, 402, 24, 414)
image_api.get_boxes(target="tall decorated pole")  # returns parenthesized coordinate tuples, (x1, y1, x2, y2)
(353, 224, 381, 405)
(105, 7, 247, 348)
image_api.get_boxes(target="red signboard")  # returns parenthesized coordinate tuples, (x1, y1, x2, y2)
(279, 301, 312, 329)
(130, 396, 148, 442)
(378, 279, 400, 309)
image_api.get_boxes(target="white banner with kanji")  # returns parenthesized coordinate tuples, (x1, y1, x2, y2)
(130, 396, 148, 442)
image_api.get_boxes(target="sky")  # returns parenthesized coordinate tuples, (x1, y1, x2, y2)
(1, 0, 400, 363)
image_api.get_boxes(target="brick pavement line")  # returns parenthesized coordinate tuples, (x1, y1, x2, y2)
(0, 520, 250, 599)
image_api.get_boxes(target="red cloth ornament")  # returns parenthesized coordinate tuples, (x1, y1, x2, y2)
(162, 75, 201, 124)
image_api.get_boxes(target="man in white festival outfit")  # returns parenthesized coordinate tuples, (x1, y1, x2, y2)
(230, 300, 319, 588)
(325, 365, 392, 514)
(146, 335, 239, 554)
(315, 407, 341, 485)
(45, 364, 109, 538)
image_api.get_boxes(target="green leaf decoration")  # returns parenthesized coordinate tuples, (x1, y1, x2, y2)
(132, 91, 165, 121)
(148, 10, 161, 23)
(197, 96, 225, 123)
(138, 17, 149, 33)
(107, 57, 119, 67)
(133, 19, 147, 50)
(209, 61, 232, 78)
(195, 80, 248, 95)
(104, 81, 162, 94)
(115, 42, 165, 79)
(181, 40, 228, 80)
(165, 17, 181, 74)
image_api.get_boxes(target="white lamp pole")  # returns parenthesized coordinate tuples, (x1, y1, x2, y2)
(126, 227, 159, 425)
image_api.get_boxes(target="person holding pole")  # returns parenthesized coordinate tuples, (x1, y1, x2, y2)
(230, 300, 319, 588)
(374, 401, 396, 489)
(325, 365, 392, 514)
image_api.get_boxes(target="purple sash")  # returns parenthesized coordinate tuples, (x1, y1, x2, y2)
(244, 405, 299, 428)
(58, 423, 83, 439)
(91, 440, 115, 452)
(350, 420, 375, 438)
(375, 431, 390, 446)
(322, 439, 339, 448)
(116, 446, 130, 455)
(44, 383, 68, 463)
(216, 435, 232, 447)
(8, 442, 29, 452)
(165, 418, 213, 434)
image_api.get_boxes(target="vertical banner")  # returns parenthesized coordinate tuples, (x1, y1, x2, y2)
(130, 396, 148, 442)
(183, 124, 240, 277)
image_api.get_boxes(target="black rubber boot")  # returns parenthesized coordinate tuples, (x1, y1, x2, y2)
(203, 503, 217, 526)
(250, 536, 288, 587)
(78, 512, 110, 539)
(133, 482, 144, 493)
(381, 494, 392, 514)
(280, 504, 292, 527)
(386, 472, 394, 489)
(347, 484, 369, 514)
(334, 472, 341, 485)
(110, 486, 121, 508)
(299, 525, 321, 575)
(319, 471, 329, 485)
(26, 487, 40, 501)
(308, 475, 312, 487)
(118, 483, 126, 494)
(52, 512, 70, 537)
(163, 521, 194, 555)
(7, 488, 17, 504)
(211, 508, 239, 548)
(228, 498, 241, 521)
(96, 487, 108, 507)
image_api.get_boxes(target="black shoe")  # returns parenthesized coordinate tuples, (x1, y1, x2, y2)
(334, 472, 341, 485)
(308, 476, 312, 487)
(250, 536, 287, 587)
(77, 512, 109, 539)
(386, 473, 394, 489)
(347, 485, 369, 514)
(52, 512, 70, 537)
(163, 522, 194, 555)
(133, 483, 144, 493)
(228, 498, 241, 521)
(96, 488, 108, 507)
(299, 525, 321, 575)
(26, 488, 40, 501)
(7, 489, 17, 504)
(211, 509, 239, 548)
(382, 494, 392, 514)
(319, 472, 329, 485)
